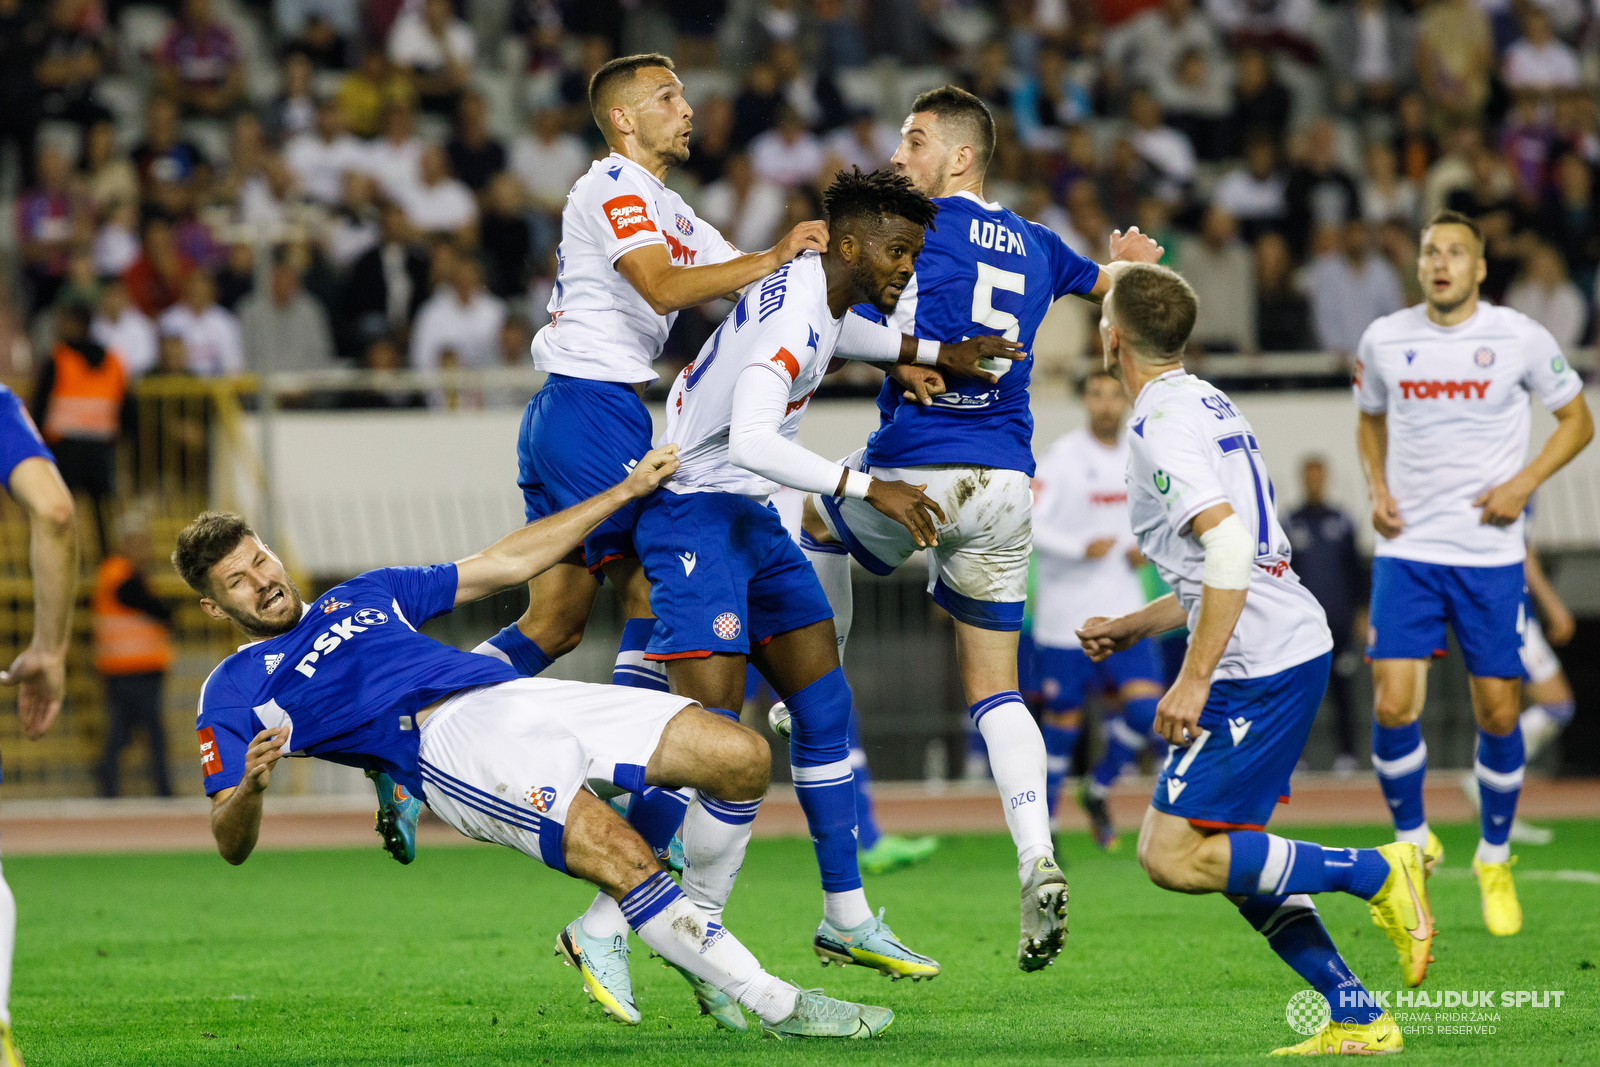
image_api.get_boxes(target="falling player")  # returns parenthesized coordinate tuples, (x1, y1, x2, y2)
(1031, 367, 1165, 851)
(1355, 210, 1593, 935)
(795, 85, 1162, 971)
(178, 456, 896, 1040)
(1079, 262, 1438, 1056)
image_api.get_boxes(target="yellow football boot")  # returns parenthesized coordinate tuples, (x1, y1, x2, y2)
(1271, 1011, 1404, 1055)
(1422, 830, 1443, 878)
(1368, 842, 1434, 987)
(0, 1020, 24, 1066)
(1473, 856, 1522, 936)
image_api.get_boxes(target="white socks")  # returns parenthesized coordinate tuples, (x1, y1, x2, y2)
(801, 536, 853, 653)
(680, 795, 761, 925)
(972, 695, 1054, 876)
(1395, 823, 1431, 850)
(0, 865, 13, 1026)
(580, 891, 630, 940)
(630, 887, 798, 1024)
(1475, 838, 1511, 865)
(823, 887, 872, 929)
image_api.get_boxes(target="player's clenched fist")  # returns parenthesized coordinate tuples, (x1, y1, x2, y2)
(1075, 614, 1138, 662)
(866, 479, 946, 549)
(1109, 226, 1163, 265)
(623, 445, 679, 498)
(242, 725, 290, 794)
(1369, 485, 1404, 538)
(1152, 675, 1209, 746)
(773, 220, 829, 264)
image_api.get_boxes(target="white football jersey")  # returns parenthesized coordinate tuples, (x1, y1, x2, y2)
(1126, 370, 1332, 680)
(534, 153, 740, 384)
(661, 253, 841, 498)
(1032, 428, 1146, 647)
(1354, 303, 1583, 567)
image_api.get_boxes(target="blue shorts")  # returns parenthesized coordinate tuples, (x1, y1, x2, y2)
(1151, 652, 1332, 831)
(637, 491, 835, 660)
(1367, 557, 1525, 678)
(1037, 639, 1163, 712)
(518, 374, 654, 572)
(0, 386, 52, 492)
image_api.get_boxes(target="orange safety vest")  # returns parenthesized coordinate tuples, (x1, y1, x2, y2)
(92, 555, 173, 675)
(43, 343, 126, 443)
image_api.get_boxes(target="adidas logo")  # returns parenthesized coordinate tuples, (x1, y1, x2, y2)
(264, 653, 284, 674)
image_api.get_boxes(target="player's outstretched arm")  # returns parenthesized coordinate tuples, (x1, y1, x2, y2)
(1476, 392, 1594, 526)
(0, 457, 77, 739)
(1077, 594, 1189, 662)
(453, 446, 679, 606)
(208, 725, 289, 865)
(835, 312, 1024, 383)
(615, 222, 827, 316)
(1356, 410, 1403, 538)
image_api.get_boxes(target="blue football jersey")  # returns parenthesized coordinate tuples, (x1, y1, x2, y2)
(861, 193, 1100, 476)
(0, 383, 53, 491)
(195, 565, 516, 797)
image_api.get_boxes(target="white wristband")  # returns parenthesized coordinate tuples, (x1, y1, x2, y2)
(1198, 513, 1254, 590)
(842, 469, 873, 500)
(915, 338, 940, 366)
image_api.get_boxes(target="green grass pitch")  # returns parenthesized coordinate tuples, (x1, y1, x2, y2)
(15, 820, 1599, 1065)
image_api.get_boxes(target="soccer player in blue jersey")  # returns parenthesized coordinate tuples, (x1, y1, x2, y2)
(0, 383, 78, 1066)
(177, 450, 894, 1040)
(1079, 263, 1433, 1055)
(795, 85, 1162, 971)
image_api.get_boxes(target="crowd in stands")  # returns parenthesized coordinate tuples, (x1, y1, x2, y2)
(3, 0, 1600, 410)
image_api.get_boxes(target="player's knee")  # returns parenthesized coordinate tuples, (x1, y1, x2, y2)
(1372, 684, 1419, 727)
(721, 725, 770, 800)
(518, 609, 585, 659)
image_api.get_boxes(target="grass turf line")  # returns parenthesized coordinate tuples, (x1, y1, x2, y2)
(13, 820, 1600, 1065)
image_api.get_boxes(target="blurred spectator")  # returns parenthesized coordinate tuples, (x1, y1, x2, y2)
(1501, 7, 1578, 92)
(339, 334, 425, 409)
(1308, 219, 1404, 356)
(388, 0, 474, 116)
(824, 111, 900, 173)
(81, 121, 139, 218)
(401, 144, 477, 235)
(92, 513, 174, 798)
(814, 0, 870, 72)
(124, 218, 193, 318)
(263, 50, 317, 142)
(364, 103, 425, 200)
(1125, 88, 1195, 200)
(0, 0, 40, 187)
(131, 96, 205, 199)
(1422, 123, 1483, 219)
(965, 39, 1016, 118)
(769, 40, 846, 132)
(1253, 230, 1313, 350)
(701, 153, 784, 254)
(487, 315, 537, 408)
(339, 200, 429, 356)
(338, 50, 416, 138)
(1501, 92, 1557, 208)
(239, 246, 336, 372)
(35, 0, 112, 135)
(1016, 47, 1091, 149)
(446, 91, 507, 194)
(16, 145, 80, 317)
(285, 96, 366, 206)
(158, 270, 244, 377)
(732, 61, 783, 148)
(1284, 119, 1361, 259)
(326, 172, 380, 270)
(1416, 0, 1492, 124)
(156, 0, 245, 118)
(1095, 142, 1154, 229)
(685, 96, 736, 185)
(1537, 154, 1600, 293)
(1550, 89, 1599, 164)
(558, 36, 612, 139)
(1328, 0, 1416, 115)
(1361, 141, 1418, 228)
(1104, 0, 1220, 93)
(1212, 134, 1288, 242)
(30, 301, 130, 551)
(1177, 206, 1256, 351)
(276, 0, 356, 68)
(512, 108, 589, 214)
(410, 249, 505, 372)
(1445, 146, 1515, 220)
(1376, 219, 1425, 305)
(1508, 242, 1584, 350)
(91, 281, 158, 378)
(1228, 48, 1291, 154)
(750, 106, 823, 188)
(1156, 47, 1231, 162)
(478, 173, 532, 298)
(1206, 0, 1316, 59)
(1020, 183, 1076, 244)
(213, 243, 256, 309)
(1391, 93, 1436, 184)
(1134, 196, 1179, 265)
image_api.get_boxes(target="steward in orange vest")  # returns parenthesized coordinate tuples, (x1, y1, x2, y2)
(93, 525, 175, 797)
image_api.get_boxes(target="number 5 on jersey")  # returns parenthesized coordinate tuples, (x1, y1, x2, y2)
(971, 263, 1025, 377)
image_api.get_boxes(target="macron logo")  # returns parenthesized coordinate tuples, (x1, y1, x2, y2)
(1229, 717, 1251, 745)
(679, 552, 697, 576)
(264, 653, 284, 675)
(1166, 779, 1188, 802)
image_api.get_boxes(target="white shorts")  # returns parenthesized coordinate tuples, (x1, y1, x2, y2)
(417, 677, 691, 872)
(814, 449, 1031, 631)
(1520, 615, 1561, 686)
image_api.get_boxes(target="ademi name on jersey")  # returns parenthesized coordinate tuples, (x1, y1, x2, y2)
(968, 219, 1027, 255)
(293, 607, 389, 677)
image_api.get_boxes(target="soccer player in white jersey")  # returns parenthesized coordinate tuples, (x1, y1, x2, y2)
(1031, 368, 1165, 851)
(1078, 263, 1435, 1056)
(178, 453, 895, 1040)
(1354, 210, 1593, 936)
(793, 86, 1162, 972)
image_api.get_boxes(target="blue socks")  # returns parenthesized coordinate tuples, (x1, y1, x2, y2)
(1238, 894, 1385, 1025)
(613, 618, 669, 692)
(1041, 717, 1079, 818)
(1475, 725, 1524, 857)
(1372, 722, 1428, 834)
(485, 623, 554, 677)
(847, 704, 881, 852)
(1225, 832, 1391, 900)
(609, 617, 684, 854)
(1090, 698, 1157, 792)
(786, 667, 862, 892)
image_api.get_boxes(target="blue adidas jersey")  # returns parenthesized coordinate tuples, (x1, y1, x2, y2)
(195, 565, 516, 798)
(860, 194, 1100, 476)
(0, 383, 53, 491)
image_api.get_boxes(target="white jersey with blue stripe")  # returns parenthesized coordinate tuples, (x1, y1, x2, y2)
(1126, 370, 1332, 680)
(194, 565, 516, 799)
(860, 191, 1101, 477)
